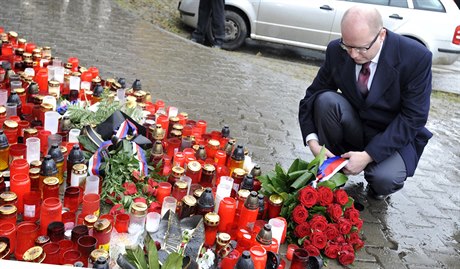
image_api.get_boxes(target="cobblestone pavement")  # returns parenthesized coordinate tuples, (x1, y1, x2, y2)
(1, 0, 459, 268)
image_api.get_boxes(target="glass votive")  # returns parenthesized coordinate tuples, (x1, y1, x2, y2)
(217, 197, 237, 233)
(9, 143, 27, 163)
(286, 244, 300, 261)
(62, 211, 76, 232)
(84, 175, 99, 195)
(114, 213, 130, 233)
(81, 193, 100, 217)
(58, 239, 74, 256)
(77, 235, 97, 266)
(166, 137, 181, 159)
(276, 217, 288, 244)
(47, 221, 65, 242)
(26, 137, 41, 163)
(156, 182, 172, 205)
(71, 225, 89, 246)
(10, 158, 30, 177)
(0, 90, 7, 106)
(116, 88, 126, 104)
(42, 242, 60, 264)
(145, 212, 161, 233)
(5, 103, 17, 117)
(42, 95, 57, 111)
(68, 129, 81, 143)
(10, 80, 22, 90)
(64, 186, 80, 213)
(161, 196, 177, 218)
(53, 66, 65, 83)
(40, 197, 62, 236)
(38, 130, 52, 156)
(250, 245, 267, 269)
(0, 222, 16, 256)
(61, 249, 82, 265)
(44, 111, 60, 134)
(268, 218, 285, 249)
(10, 173, 31, 214)
(47, 134, 62, 151)
(99, 214, 114, 225)
(291, 248, 310, 269)
(14, 221, 39, 260)
(23, 191, 41, 222)
(221, 249, 241, 269)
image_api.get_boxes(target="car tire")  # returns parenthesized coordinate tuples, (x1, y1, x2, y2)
(206, 10, 247, 50)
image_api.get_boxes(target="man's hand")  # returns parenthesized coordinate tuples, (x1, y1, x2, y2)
(308, 140, 335, 158)
(341, 151, 373, 175)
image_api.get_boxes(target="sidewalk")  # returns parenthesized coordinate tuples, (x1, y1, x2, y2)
(1, 0, 459, 268)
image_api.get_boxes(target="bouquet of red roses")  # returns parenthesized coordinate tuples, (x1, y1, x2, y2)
(288, 185, 364, 266)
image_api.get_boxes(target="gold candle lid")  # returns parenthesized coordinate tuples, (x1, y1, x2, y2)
(203, 163, 216, 173)
(8, 31, 18, 38)
(23, 52, 32, 59)
(130, 202, 148, 216)
(15, 87, 25, 95)
(187, 161, 202, 173)
(0, 204, 17, 215)
(0, 106, 6, 115)
(18, 38, 26, 44)
(174, 180, 188, 190)
(48, 80, 60, 87)
(72, 163, 88, 175)
(40, 103, 53, 110)
(269, 194, 284, 206)
(233, 168, 246, 177)
(169, 116, 180, 124)
(193, 187, 204, 199)
(35, 235, 50, 246)
(60, 145, 68, 154)
(29, 167, 41, 176)
(93, 218, 112, 232)
(172, 123, 183, 132)
(90, 248, 109, 263)
(208, 139, 220, 148)
(179, 112, 188, 119)
(217, 232, 231, 245)
(169, 129, 182, 138)
(0, 241, 9, 259)
(3, 120, 18, 129)
(30, 160, 42, 169)
(24, 128, 38, 136)
(204, 212, 220, 226)
(23, 246, 45, 263)
(43, 177, 59, 186)
(237, 189, 251, 199)
(0, 191, 17, 202)
(182, 195, 197, 207)
(84, 214, 98, 226)
(172, 166, 185, 177)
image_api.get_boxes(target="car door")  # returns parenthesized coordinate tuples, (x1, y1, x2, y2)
(328, 0, 412, 42)
(254, 0, 337, 50)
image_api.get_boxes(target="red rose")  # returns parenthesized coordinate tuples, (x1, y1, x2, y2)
(310, 231, 327, 249)
(347, 232, 360, 244)
(122, 182, 138, 195)
(334, 235, 345, 244)
(341, 244, 355, 253)
(309, 215, 328, 232)
(148, 178, 159, 188)
(325, 223, 340, 240)
(317, 186, 334, 206)
(294, 222, 311, 238)
(133, 197, 147, 204)
(344, 207, 360, 224)
(292, 205, 309, 224)
(303, 244, 320, 257)
(327, 203, 343, 222)
(354, 218, 364, 232)
(142, 185, 155, 196)
(353, 238, 364, 251)
(334, 189, 349, 206)
(324, 243, 340, 259)
(109, 204, 125, 215)
(338, 250, 355, 266)
(148, 201, 162, 214)
(338, 217, 352, 235)
(132, 170, 142, 182)
(299, 186, 318, 208)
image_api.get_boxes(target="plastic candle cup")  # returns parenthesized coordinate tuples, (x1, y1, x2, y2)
(47, 221, 65, 242)
(10, 158, 30, 176)
(145, 212, 161, 233)
(26, 137, 41, 163)
(81, 193, 100, 217)
(156, 182, 172, 204)
(84, 175, 100, 195)
(71, 225, 89, 245)
(217, 197, 237, 233)
(291, 248, 310, 269)
(0, 223, 16, 256)
(61, 249, 82, 265)
(23, 191, 41, 222)
(64, 186, 80, 213)
(10, 173, 31, 214)
(6, 103, 17, 117)
(268, 218, 285, 249)
(0, 90, 7, 106)
(114, 213, 130, 233)
(250, 245, 267, 269)
(40, 197, 62, 236)
(161, 196, 177, 218)
(14, 221, 39, 260)
(77, 235, 97, 267)
(68, 129, 81, 143)
(44, 111, 60, 134)
(42, 242, 60, 264)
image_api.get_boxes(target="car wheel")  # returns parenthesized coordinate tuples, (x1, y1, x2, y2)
(207, 10, 247, 50)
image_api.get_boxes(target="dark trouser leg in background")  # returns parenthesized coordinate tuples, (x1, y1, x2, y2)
(313, 91, 407, 196)
(191, 0, 211, 44)
(211, 0, 225, 45)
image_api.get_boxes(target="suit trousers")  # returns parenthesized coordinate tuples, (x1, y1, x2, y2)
(191, 0, 226, 45)
(313, 91, 407, 195)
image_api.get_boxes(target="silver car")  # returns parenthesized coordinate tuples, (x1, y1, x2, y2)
(178, 0, 460, 65)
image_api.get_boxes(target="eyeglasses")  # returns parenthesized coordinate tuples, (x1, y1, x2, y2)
(340, 29, 382, 54)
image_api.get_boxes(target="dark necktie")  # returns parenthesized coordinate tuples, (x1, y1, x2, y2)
(357, 62, 371, 97)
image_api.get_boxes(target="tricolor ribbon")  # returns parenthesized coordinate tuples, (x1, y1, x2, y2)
(88, 119, 148, 177)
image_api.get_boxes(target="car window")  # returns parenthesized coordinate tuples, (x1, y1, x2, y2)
(389, 0, 408, 8)
(345, 0, 408, 8)
(413, 0, 446, 12)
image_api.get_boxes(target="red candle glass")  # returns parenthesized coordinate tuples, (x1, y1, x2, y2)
(0, 223, 16, 256)
(156, 182, 172, 205)
(71, 225, 89, 246)
(38, 130, 52, 156)
(196, 120, 207, 135)
(14, 221, 39, 260)
(81, 193, 100, 217)
(40, 197, 62, 236)
(250, 245, 267, 269)
(166, 137, 181, 159)
(42, 242, 60, 264)
(217, 197, 237, 233)
(214, 150, 226, 166)
(43, 177, 60, 200)
(61, 249, 82, 265)
(34, 68, 48, 94)
(77, 235, 97, 267)
(10, 173, 31, 214)
(99, 214, 115, 225)
(17, 120, 30, 138)
(173, 151, 185, 167)
(62, 211, 76, 232)
(9, 143, 27, 162)
(25, 43, 37, 53)
(64, 186, 80, 213)
(47, 221, 65, 242)
(286, 244, 300, 261)
(58, 239, 74, 256)
(10, 158, 30, 177)
(67, 57, 79, 72)
(156, 114, 169, 134)
(291, 248, 310, 269)
(221, 249, 240, 269)
(23, 191, 41, 222)
(114, 213, 130, 233)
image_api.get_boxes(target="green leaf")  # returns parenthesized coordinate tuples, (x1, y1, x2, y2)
(147, 237, 159, 269)
(162, 252, 183, 269)
(317, 180, 336, 189)
(287, 169, 308, 181)
(290, 171, 313, 190)
(287, 159, 300, 174)
(125, 246, 148, 269)
(274, 163, 285, 177)
(344, 196, 355, 210)
(329, 173, 348, 188)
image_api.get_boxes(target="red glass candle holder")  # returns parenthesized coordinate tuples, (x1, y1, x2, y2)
(25, 43, 37, 53)
(214, 150, 226, 166)
(250, 245, 267, 269)
(58, 239, 74, 256)
(3, 127, 18, 145)
(99, 214, 115, 225)
(81, 193, 100, 217)
(14, 221, 39, 260)
(156, 114, 169, 134)
(77, 235, 97, 266)
(64, 186, 80, 213)
(221, 249, 240, 269)
(18, 120, 30, 138)
(9, 143, 27, 162)
(10, 158, 30, 177)
(40, 197, 62, 236)
(62, 211, 76, 232)
(173, 151, 185, 167)
(217, 197, 237, 233)
(10, 173, 31, 214)
(291, 248, 310, 269)
(42, 242, 60, 264)
(114, 213, 130, 233)
(71, 225, 89, 246)
(47, 221, 65, 242)
(34, 68, 49, 94)
(156, 182, 172, 205)
(23, 191, 41, 222)
(38, 130, 52, 156)
(286, 244, 300, 261)
(166, 137, 181, 159)
(61, 249, 82, 265)
(0, 223, 16, 256)
(67, 57, 79, 72)
(196, 120, 207, 135)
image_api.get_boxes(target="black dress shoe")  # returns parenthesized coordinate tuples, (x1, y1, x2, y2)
(367, 187, 389, 200)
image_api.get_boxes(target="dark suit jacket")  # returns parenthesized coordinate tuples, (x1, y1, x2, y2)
(298, 30, 433, 177)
